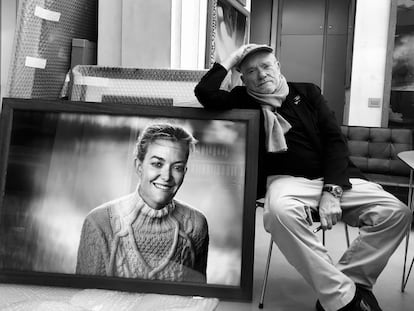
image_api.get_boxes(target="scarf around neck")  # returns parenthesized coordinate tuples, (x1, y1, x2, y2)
(247, 74, 291, 153)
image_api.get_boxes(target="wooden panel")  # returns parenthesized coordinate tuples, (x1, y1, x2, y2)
(327, 0, 351, 35)
(250, 0, 273, 44)
(323, 34, 348, 124)
(281, 0, 325, 35)
(280, 34, 323, 86)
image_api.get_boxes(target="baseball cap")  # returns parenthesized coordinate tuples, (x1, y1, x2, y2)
(235, 44, 274, 71)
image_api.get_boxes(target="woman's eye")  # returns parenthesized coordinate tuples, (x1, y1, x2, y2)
(174, 165, 185, 172)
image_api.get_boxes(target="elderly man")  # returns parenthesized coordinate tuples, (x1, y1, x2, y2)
(194, 44, 411, 311)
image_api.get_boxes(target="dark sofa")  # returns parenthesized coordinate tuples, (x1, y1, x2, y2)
(341, 126, 413, 204)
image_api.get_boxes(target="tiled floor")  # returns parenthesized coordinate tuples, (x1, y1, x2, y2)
(216, 208, 414, 311)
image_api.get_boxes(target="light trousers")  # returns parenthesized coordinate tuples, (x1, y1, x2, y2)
(263, 176, 412, 311)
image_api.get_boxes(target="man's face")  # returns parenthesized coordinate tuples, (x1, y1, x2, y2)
(136, 139, 188, 210)
(240, 52, 281, 94)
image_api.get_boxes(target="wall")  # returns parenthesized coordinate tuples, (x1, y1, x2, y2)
(1, 0, 18, 101)
(347, 0, 393, 126)
(98, 0, 172, 68)
(121, 0, 172, 68)
(97, 0, 122, 66)
(172, 0, 207, 69)
(98, 0, 208, 69)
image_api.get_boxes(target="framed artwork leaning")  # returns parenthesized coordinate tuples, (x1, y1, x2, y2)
(205, 0, 250, 68)
(0, 98, 259, 301)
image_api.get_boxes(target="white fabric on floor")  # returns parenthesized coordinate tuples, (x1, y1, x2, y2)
(0, 284, 219, 311)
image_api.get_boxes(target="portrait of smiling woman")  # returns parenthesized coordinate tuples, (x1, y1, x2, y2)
(76, 123, 209, 283)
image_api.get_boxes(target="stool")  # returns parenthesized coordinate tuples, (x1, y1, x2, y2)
(256, 200, 350, 309)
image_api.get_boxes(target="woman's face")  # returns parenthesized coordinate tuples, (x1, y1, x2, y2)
(136, 139, 188, 210)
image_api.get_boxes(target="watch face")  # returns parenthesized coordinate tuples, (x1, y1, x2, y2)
(332, 186, 343, 197)
(324, 185, 343, 197)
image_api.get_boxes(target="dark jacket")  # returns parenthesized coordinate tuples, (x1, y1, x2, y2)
(194, 63, 365, 198)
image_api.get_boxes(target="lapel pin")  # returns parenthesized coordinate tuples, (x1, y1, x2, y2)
(293, 95, 301, 105)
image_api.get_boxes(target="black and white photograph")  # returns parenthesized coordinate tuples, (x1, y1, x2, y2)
(0, 98, 259, 300)
(1, 1, 414, 310)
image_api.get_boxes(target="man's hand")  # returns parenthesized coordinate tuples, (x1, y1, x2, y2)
(318, 192, 342, 231)
(221, 44, 255, 71)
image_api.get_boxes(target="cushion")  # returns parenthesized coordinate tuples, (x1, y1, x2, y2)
(341, 126, 413, 178)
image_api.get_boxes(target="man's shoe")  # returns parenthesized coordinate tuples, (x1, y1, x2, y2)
(315, 297, 371, 311)
(355, 284, 382, 311)
(315, 285, 382, 311)
(315, 300, 325, 311)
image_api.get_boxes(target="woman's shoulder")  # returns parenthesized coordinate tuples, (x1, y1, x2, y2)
(174, 200, 206, 217)
(84, 193, 136, 228)
(173, 200, 208, 228)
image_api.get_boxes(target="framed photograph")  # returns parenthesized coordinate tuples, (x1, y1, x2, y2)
(205, 0, 250, 68)
(0, 98, 259, 301)
(391, 25, 414, 91)
(388, 1, 414, 124)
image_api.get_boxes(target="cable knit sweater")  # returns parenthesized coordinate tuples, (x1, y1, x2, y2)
(76, 190, 209, 283)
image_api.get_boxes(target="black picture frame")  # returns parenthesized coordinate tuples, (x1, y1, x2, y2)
(0, 98, 259, 301)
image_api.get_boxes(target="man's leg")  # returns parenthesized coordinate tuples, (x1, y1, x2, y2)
(263, 176, 412, 311)
(262, 176, 355, 311)
(338, 178, 412, 288)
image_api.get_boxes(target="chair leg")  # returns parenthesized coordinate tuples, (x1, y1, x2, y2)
(403, 257, 414, 291)
(259, 236, 274, 309)
(344, 223, 350, 248)
(402, 228, 412, 292)
(322, 230, 326, 246)
(402, 171, 413, 292)
(257, 223, 350, 308)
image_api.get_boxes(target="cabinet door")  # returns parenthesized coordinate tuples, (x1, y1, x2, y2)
(323, 34, 348, 123)
(278, 0, 352, 125)
(327, 0, 351, 35)
(279, 0, 325, 86)
(281, 0, 325, 35)
(280, 34, 323, 86)
(323, 0, 351, 124)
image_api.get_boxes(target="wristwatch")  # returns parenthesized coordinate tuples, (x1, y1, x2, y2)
(322, 184, 343, 198)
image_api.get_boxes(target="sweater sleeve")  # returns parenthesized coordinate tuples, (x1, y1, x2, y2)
(194, 63, 239, 110)
(75, 215, 109, 276)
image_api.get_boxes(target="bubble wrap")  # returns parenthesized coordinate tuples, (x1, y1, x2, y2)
(0, 284, 79, 309)
(68, 65, 208, 107)
(6, 0, 97, 99)
(70, 289, 219, 311)
(0, 285, 219, 311)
